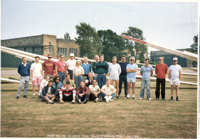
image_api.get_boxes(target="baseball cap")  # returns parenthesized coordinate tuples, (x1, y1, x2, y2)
(173, 57, 178, 61)
(70, 53, 74, 57)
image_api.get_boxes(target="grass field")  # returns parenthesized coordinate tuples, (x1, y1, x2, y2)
(1, 74, 197, 138)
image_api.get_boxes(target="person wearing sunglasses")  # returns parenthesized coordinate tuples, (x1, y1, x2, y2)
(42, 54, 55, 79)
(55, 54, 67, 83)
(126, 56, 138, 99)
(155, 57, 168, 100)
(52, 76, 63, 101)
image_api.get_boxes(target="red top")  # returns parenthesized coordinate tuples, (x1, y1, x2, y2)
(55, 60, 66, 72)
(42, 60, 55, 75)
(155, 64, 168, 79)
(59, 86, 76, 97)
(76, 86, 89, 95)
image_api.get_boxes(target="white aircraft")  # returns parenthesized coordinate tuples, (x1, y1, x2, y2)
(0, 45, 197, 86)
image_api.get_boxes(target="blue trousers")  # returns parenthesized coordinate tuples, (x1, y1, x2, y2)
(101, 92, 115, 101)
(58, 72, 65, 83)
(78, 94, 88, 101)
(75, 75, 83, 89)
(140, 79, 151, 99)
(119, 75, 127, 96)
(97, 74, 106, 88)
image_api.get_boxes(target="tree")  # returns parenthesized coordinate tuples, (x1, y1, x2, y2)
(98, 29, 126, 62)
(75, 22, 103, 59)
(64, 32, 71, 40)
(190, 34, 198, 67)
(122, 27, 147, 62)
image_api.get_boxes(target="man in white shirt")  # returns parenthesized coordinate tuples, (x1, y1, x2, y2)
(100, 80, 116, 102)
(108, 56, 121, 99)
(66, 53, 77, 79)
(89, 79, 100, 102)
(168, 57, 182, 101)
(31, 56, 43, 98)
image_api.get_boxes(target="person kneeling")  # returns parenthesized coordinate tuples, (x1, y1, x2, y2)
(89, 79, 100, 102)
(59, 82, 76, 104)
(76, 81, 89, 104)
(42, 79, 57, 104)
(100, 80, 116, 102)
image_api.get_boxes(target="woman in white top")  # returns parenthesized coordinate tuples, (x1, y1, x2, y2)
(39, 74, 50, 98)
(73, 60, 84, 89)
(89, 79, 100, 102)
(108, 56, 121, 99)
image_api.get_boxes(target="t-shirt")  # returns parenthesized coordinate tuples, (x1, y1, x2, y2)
(126, 64, 138, 79)
(89, 85, 100, 93)
(73, 66, 84, 76)
(140, 65, 153, 80)
(40, 79, 48, 94)
(169, 64, 182, 80)
(108, 63, 121, 78)
(66, 59, 77, 71)
(55, 60, 66, 72)
(42, 60, 55, 75)
(155, 64, 168, 79)
(30, 63, 42, 76)
(101, 85, 115, 95)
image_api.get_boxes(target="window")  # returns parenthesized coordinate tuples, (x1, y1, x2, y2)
(69, 48, 78, 56)
(58, 48, 67, 57)
(49, 46, 52, 54)
(26, 47, 33, 52)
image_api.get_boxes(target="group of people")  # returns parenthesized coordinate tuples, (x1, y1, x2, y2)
(16, 52, 182, 104)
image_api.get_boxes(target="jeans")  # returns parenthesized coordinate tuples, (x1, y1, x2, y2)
(68, 70, 73, 79)
(119, 75, 127, 96)
(97, 74, 106, 88)
(155, 78, 165, 99)
(78, 94, 88, 101)
(140, 79, 151, 99)
(75, 75, 83, 89)
(16, 76, 29, 97)
(101, 92, 115, 101)
(58, 72, 65, 83)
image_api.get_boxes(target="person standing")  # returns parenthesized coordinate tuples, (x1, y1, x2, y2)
(168, 57, 181, 101)
(66, 53, 76, 79)
(81, 57, 91, 81)
(31, 56, 43, 98)
(108, 56, 121, 99)
(42, 54, 55, 79)
(118, 55, 128, 99)
(73, 60, 84, 89)
(139, 58, 153, 100)
(155, 57, 168, 100)
(126, 56, 138, 99)
(92, 55, 99, 78)
(55, 54, 67, 83)
(16, 57, 30, 99)
(96, 54, 109, 88)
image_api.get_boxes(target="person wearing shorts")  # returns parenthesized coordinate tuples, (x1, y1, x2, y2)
(59, 81, 76, 104)
(126, 56, 138, 99)
(108, 56, 121, 99)
(168, 57, 182, 101)
(31, 56, 43, 98)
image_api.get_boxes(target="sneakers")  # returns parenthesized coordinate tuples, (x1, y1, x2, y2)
(139, 98, 142, 100)
(176, 99, 180, 101)
(78, 99, 81, 104)
(71, 100, 76, 104)
(149, 98, 151, 100)
(109, 99, 113, 102)
(83, 99, 88, 104)
(60, 100, 65, 104)
(16, 96, 19, 99)
(94, 98, 98, 103)
(23, 95, 28, 98)
(162, 98, 165, 100)
(132, 97, 137, 99)
(169, 98, 173, 101)
(47, 100, 54, 104)
(154, 98, 159, 100)
(116, 95, 120, 99)
(126, 94, 130, 99)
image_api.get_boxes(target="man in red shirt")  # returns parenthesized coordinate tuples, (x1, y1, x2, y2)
(55, 54, 67, 83)
(76, 81, 89, 104)
(155, 57, 168, 100)
(42, 54, 55, 79)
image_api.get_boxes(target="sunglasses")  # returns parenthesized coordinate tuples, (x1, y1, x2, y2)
(61, 57, 64, 58)
(48, 57, 52, 58)
(56, 79, 60, 80)
(130, 60, 134, 61)
(159, 59, 163, 60)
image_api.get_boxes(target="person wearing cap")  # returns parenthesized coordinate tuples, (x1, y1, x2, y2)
(155, 57, 168, 100)
(92, 55, 99, 78)
(168, 57, 181, 101)
(81, 57, 91, 81)
(139, 58, 153, 100)
(66, 53, 76, 79)
(55, 54, 67, 83)
(73, 60, 84, 89)
(63, 74, 76, 89)
(42, 54, 55, 79)
(42, 79, 57, 104)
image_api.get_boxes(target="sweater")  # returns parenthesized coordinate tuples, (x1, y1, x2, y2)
(119, 62, 128, 75)
(92, 61, 98, 74)
(96, 61, 109, 74)
(18, 63, 30, 76)
(76, 86, 89, 95)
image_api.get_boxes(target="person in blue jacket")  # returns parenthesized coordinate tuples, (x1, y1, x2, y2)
(52, 76, 63, 100)
(81, 57, 91, 81)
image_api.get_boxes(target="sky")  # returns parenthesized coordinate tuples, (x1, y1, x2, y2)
(1, 1, 198, 55)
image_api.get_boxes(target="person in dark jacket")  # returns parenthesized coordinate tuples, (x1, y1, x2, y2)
(16, 57, 30, 99)
(42, 79, 57, 104)
(76, 81, 89, 104)
(85, 72, 97, 87)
